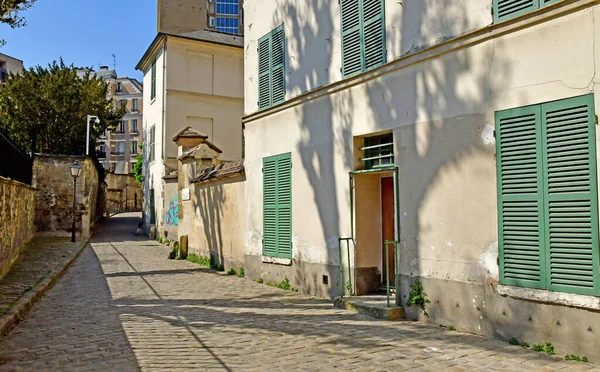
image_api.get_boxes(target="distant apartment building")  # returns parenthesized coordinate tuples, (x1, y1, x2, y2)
(77, 66, 144, 174)
(157, 0, 243, 35)
(0, 53, 24, 82)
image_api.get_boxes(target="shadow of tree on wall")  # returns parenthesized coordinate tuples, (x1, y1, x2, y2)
(266, 0, 521, 331)
(196, 183, 226, 267)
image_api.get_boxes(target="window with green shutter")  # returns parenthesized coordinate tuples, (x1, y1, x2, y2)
(493, 0, 565, 23)
(341, 0, 386, 78)
(496, 94, 600, 296)
(150, 60, 157, 101)
(258, 25, 285, 110)
(263, 153, 292, 258)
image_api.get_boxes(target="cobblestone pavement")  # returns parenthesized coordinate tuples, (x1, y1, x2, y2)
(0, 213, 598, 371)
(0, 237, 81, 316)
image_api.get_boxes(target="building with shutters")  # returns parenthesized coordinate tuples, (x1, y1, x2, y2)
(76, 67, 144, 175)
(157, 0, 243, 36)
(136, 26, 244, 239)
(242, 0, 600, 356)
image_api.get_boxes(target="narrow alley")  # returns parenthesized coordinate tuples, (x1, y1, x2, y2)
(0, 214, 593, 371)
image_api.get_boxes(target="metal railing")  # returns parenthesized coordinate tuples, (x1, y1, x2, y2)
(0, 129, 32, 185)
(338, 237, 354, 296)
(384, 240, 401, 308)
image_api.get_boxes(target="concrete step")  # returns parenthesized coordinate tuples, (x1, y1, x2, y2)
(333, 295, 405, 321)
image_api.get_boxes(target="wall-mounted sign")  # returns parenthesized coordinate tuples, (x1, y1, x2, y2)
(182, 188, 191, 201)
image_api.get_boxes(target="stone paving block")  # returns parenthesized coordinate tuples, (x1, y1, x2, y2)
(0, 213, 598, 371)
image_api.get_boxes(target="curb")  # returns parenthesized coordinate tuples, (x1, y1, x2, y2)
(0, 235, 92, 338)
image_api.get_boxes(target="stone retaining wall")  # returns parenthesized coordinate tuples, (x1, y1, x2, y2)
(0, 177, 35, 279)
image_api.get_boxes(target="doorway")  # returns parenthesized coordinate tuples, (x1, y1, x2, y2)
(381, 177, 395, 287)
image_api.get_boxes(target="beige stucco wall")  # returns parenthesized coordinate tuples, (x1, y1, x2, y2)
(157, 0, 207, 35)
(165, 38, 244, 162)
(244, 1, 600, 358)
(178, 174, 246, 270)
(0, 177, 35, 279)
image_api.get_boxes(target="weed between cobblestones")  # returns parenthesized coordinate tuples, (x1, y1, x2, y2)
(565, 354, 589, 363)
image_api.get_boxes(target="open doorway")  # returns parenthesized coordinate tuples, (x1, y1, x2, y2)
(381, 177, 395, 288)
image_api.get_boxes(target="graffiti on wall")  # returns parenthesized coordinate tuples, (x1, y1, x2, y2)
(165, 195, 179, 226)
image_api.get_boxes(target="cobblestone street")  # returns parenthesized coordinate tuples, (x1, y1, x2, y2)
(0, 213, 597, 371)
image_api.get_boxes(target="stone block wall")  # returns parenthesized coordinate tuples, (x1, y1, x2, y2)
(32, 155, 99, 236)
(0, 177, 35, 279)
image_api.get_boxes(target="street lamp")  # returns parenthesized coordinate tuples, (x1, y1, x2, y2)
(70, 161, 82, 243)
(86, 115, 101, 156)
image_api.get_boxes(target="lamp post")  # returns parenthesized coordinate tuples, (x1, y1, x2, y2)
(86, 115, 100, 156)
(70, 161, 82, 243)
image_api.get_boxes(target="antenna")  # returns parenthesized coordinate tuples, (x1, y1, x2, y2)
(112, 53, 116, 71)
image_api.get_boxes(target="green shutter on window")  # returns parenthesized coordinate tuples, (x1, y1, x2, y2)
(341, 0, 385, 78)
(496, 105, 546, 289)
(271, 26, 285, 105)
(493, 0, 537, 22)
(362, 0, 385, 71)
(258, 35, 271, 110)
(541, 95, 600, 296)
(341, 0, 362, 77)
(263, 153, 293, 258)
(276, 154, 292, 258)
(263, 156, 278, 256)
(258, 25, 285, 110)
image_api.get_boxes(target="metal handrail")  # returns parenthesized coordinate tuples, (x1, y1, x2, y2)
(338, 237, 354, 296)
(385, 240, 401, 308)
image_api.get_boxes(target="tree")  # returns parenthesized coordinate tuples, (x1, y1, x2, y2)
(1, 0, 37, 46)
(0, 59, 124, 156)
(133, 144, 143, 184)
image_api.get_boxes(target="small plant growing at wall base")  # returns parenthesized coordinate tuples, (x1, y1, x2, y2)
(509, 337, 519, 346)
(565, 355, 588, 363)
(256, 278, 264, 284)
(227, 268, 236, 276)
(406, 278, 431, 317)
(448, 325, 456, 331)
(238, 268, 245, 278)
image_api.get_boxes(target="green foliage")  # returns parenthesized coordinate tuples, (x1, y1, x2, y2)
(509, 337, 519, 345)
(565, 354, 588, 363)
(133, 145, 143, 183)
(0, 0, 36, 46)
(168, 242, 180, 260)
(185, 254, 224, 271)
(448, 325, 456, 332)
(256, 278, 264, 284)
(158, 236, 163, 244)
(264, 277, 297, 291)
(345, 281, 352, 294)
(237, 268, 245, 278)
(406, 278, 431, 317)
(0, 59, 124, 155)
(521, 342, 530, 348)
(531, 342, 554, 355)
(227, 268, 237, 276)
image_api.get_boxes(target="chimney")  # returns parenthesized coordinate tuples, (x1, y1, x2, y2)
(100, 66, 109, 71)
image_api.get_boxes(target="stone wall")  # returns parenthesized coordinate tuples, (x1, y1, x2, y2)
(33, 155, 99, 237)
(0, 177, 35, 279)
(105, 172, 142, 215)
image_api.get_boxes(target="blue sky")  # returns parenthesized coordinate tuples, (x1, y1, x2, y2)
(0, 0, 157, 81)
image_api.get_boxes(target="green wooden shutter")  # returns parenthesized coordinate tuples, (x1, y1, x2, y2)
(496, 105, 546, 289)
(493, 0, 538, 23)
(341, 0, 363, 77)
(258, 35, 271, 110)
(276, 153, 292, 258)
(271, 26, 285, 105)
(263, 156, 278, 256)
(362, 0, 385, 71)
(541, 95, 600, 296)
(540, 0, 562, 7)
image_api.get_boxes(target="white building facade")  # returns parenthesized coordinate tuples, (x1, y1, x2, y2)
(243, 0, 600, 357)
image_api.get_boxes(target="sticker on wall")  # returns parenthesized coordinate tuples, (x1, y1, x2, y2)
(165, 195, 179, 226)
(182, 188, 191, 201)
